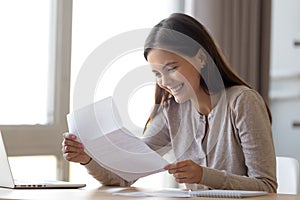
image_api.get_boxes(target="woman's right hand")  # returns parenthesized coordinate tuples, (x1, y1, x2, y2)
(62, 132, 91, 165)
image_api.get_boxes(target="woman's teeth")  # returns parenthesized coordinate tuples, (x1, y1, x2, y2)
(170, 83, 183, 93)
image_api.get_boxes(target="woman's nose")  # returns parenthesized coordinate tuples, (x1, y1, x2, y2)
(160, 74, 172, 87)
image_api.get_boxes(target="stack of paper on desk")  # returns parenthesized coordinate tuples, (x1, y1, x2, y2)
(67, 96, 168, 181)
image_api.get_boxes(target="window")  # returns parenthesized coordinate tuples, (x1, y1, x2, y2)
(0, 0, 72, 181)
(0, 0, 183, 184)
(0, 0, 50, 125)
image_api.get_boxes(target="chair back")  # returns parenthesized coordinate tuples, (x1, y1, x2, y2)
(276, 156, 300, 194)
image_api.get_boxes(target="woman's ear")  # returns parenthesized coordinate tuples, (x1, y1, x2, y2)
(195, 48, 207, 69)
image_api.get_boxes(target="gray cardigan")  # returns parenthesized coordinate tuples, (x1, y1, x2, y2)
(84, 86, 277, 193)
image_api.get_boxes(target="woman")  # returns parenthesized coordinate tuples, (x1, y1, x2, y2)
(62, 13, 277, 192)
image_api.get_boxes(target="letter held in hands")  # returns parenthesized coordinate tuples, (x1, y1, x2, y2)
(67, 96, 168, 181)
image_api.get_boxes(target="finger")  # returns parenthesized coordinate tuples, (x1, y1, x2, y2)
(63, 151, 80, 161)
(170, 167, 190, 178)
(165, 163, 178, 174)
(62, 145, 84, 156)
(167, 162, 189, 174)
(63, 139, 81, 147)
(175, 160, 191, 168)
(164, 163, 174, 170)
(173, 166, 203, 184)
(173, 172, 188, 179)
(62, 139, 83, 149)
(173, 173, 189, 183)
(63, 147, 86, 158)
(175, 177, 188, 183)
(63, 145, 82, 153)
(63, 132, 77, 140)
(171, 160, 190, 169)
(173, 170, 198, 183)
(173, 167, 190, 175)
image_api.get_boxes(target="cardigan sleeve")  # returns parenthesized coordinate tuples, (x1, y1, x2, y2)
(200, 89, 277, 193)
(84, 160, 135, 186)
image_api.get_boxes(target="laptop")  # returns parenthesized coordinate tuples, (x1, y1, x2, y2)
(0, 131, 86, 189)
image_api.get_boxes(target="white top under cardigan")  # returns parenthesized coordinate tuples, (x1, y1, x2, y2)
(84, 85, 277, 193)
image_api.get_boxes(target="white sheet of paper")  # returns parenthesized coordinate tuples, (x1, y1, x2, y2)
(67, 97, 169, 181)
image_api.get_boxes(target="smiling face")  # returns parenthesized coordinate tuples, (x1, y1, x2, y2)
(147, 49, 204, 104)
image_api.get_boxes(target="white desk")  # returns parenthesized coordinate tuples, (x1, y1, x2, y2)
(0, 186, 299, 200)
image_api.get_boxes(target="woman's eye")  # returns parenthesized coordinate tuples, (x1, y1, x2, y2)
(154, 72, 161, 78)
(166, 66, 177, 72)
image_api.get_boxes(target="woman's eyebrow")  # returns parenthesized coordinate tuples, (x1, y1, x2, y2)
(162, 61, 178, 70)
(151, 61, 178, 73)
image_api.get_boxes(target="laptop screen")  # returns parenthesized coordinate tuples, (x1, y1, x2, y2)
(0, 131, 16, 188)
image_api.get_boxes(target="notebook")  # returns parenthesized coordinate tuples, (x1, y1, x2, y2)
(113, 188, 268, 198)
(0, 131, 86, 189)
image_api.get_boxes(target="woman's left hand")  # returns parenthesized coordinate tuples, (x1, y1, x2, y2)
(164, 160, 203, 184)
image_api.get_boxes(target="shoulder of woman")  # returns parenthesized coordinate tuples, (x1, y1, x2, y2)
(225, 85, 264, 106)
(226, 85, 251, 95)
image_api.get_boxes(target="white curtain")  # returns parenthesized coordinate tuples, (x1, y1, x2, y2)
(185, 0, 272, 102)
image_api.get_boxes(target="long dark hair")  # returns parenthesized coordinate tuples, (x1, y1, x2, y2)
(143, 13, 271, 131)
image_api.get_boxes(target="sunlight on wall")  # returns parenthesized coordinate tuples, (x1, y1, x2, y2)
(69, 0, 181, 188)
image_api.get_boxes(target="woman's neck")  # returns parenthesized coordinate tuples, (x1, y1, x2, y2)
(191, 89, 212, 115)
